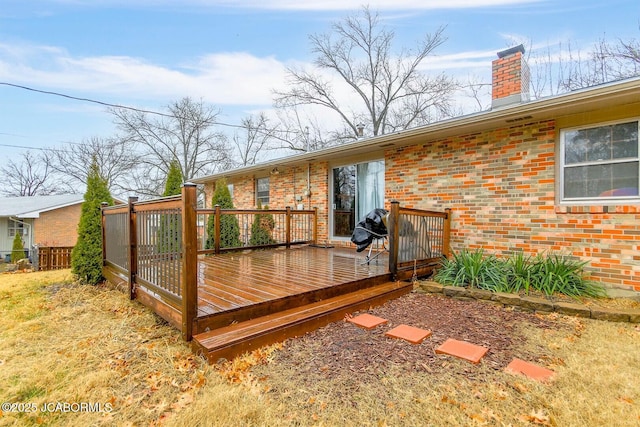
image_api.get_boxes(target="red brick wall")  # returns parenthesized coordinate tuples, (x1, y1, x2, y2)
(33, 204, 81, 247)
(492, 50, 526, 100)
(385, 119, 640, 292)
(223, 162, 332, 245)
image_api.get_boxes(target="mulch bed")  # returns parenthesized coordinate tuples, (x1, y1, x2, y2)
(265, 292, 568, 382)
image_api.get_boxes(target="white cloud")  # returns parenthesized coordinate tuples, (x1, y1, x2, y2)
(0, 42, 288, 107)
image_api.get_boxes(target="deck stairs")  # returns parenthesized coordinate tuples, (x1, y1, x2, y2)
(192, 280, 413, 363)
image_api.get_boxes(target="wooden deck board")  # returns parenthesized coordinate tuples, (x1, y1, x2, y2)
(193, 280, 412, 362)
(195, 246, 388, 317)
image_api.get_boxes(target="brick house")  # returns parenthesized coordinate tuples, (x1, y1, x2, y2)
(194, 45, 640, 296)
(0, 194, 84, 259)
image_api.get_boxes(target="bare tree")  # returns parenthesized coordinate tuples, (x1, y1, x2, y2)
(46, 136, 137, 196)
(0, 150, 58, 196)
(530, 29, 640, 98)
(271, 108, 339, 152)
(111, 97, 232, 197)
(274, 6, 457, 140)
(597, 32, 640, 80)
(233, 113, 277, 166)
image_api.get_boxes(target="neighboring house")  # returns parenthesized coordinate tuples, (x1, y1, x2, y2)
(194, 45, 640, 296)
(0, 194, 84, 259)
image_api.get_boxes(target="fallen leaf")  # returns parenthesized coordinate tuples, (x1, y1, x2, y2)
(469, 413, 486, 423)
(619, 396, 634, 405)
(512, 382, 529, 393)
(519, 409, 551, 425)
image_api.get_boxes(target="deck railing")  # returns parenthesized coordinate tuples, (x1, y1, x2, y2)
(388, 201, 451, 280)
(102, 185, 450, 341)
(197, 206, 318, 254)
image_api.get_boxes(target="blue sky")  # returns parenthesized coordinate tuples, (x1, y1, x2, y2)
(1, 0, 639, 168)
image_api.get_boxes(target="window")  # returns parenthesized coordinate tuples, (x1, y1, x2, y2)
(227, 183, 234, 200)
(8, 219, 25, 237)
(332, 160, 384, 237)
(256, 177, 269, 206)
(561, 120, 639, 202)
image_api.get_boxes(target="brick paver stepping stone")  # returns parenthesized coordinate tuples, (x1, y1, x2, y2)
(505, 358, 555, 382)
(385, 324, 432, 344)
(347, 313, 388, 330)
(435, 338, 488, 364)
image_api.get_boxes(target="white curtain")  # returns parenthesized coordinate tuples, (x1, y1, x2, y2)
(356, 160, 384, 219)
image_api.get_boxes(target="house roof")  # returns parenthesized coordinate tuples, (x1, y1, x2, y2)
(192, 76, 640, 184)
(0, 194, 85, 218)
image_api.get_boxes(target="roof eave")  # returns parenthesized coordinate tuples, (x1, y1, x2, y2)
(192, 77, 640, 184)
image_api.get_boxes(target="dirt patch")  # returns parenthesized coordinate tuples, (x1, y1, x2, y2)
(257, 292, 567, 384)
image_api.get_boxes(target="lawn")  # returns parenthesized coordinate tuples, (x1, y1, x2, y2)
(0, 270, 638, 426)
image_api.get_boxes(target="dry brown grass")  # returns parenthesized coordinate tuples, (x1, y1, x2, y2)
(1, 270, 639, 426)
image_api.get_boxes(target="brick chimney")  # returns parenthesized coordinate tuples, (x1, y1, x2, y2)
(492, 44, 530, 108)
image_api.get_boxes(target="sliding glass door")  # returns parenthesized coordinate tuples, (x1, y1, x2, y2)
(332, 160, 384, 237)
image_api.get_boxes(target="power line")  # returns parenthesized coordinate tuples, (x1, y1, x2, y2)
(0, 81, 305, 143)
(0, 82, 176, 118)
(0, 143, 75, 154)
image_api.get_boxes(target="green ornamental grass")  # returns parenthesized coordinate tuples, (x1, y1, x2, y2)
(434, 249, 605, 298)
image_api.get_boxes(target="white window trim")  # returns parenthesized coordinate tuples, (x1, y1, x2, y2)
(256, 176, 269, 206)
(8, 219, 25, 238)
(559, 118, 640, 205)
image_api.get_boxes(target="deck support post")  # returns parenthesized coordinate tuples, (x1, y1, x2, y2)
(181, 183, 198, 341)
(285, 206, 291, 248)
(388, 201, 400, 278)
(443, 208, 452, 259)
(213, 204, 221, 255)
(127, 196, 138, 300)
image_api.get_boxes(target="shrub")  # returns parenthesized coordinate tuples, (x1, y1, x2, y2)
(249, 202, 276, 246)
(157, 160, 182, 254)
(162, 160, 183, 197)
(10, 232, 25, 263)
(530, 253, 605, 298)
(505, 252, 537, 294)
(205, 178, 241, 249)
(434, 250, 605, 298)
(434, 249, 506, 291)
(71, 159, 114, 285)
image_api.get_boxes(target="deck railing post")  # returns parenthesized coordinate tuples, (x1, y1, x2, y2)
(100, 202, 109, 267)
(443, 208, 452, 259)
(127, 196, 138, 300)
(388, 201, 400, 278)
(213, 204, 221, 255)
(312, 207, 318, 244)
(285, 206, 291, 248)
(181, 183, 198, 341)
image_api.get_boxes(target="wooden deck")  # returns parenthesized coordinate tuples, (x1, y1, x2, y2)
(190, 245, 412, 362)
(102, 191, 449, 362)
(193, 245, 392, 331)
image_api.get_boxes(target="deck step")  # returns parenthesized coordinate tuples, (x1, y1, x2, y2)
(192, 281, 412, 363)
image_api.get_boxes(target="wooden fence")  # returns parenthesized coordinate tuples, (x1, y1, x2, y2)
(36, 246, 73, 271)
(102, 185, 451, 341)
